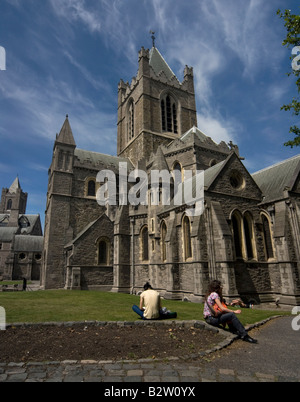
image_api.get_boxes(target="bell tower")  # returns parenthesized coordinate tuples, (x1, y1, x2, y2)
(117, 40, 197, 165)
(0, 177, 28, 226)
(41, 115, 76, 290)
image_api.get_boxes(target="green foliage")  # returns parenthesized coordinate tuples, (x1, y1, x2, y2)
(277, 8, 300, 147)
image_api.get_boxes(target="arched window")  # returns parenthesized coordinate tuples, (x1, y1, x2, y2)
(261, 214, 274, 260)
(87, 179, 96, 197)
(6, 199, 12, 210)
(183, 215, 192, 260)
(161, 94, 178, 134)
(97, 238, 111, 265)
(232, 211, 243, 259)
(243, 213, 255, 260)
(141, 226, 149, 261)
(173, 162, 182, 182)
(232, 211, 257, 261)
(161, 221, 167, 261)
(127, 100, 134, 141)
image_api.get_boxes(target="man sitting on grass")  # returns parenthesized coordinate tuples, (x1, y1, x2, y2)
(132, 282, 161, 320)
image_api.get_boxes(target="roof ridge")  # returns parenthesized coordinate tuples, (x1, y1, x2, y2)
(252, 154, 300, 176)
(75, 148, 130, 161)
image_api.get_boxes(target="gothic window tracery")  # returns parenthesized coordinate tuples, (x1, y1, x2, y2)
(243, 212, 255, 260)
(261, 213, 274, 260)
(231, 210, 257, 261)
(127, 100, 135, 141)
(161, 94, 178, 134)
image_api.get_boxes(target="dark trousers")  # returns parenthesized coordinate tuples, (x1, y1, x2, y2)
(205, 312, 248, 337)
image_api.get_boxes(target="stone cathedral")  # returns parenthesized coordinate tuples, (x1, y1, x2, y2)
(41, 42, 300, 306)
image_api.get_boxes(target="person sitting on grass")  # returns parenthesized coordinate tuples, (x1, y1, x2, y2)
(204, 280, 257, 344)
(132, 282, 161, 320)
(229, 298, 253, 308)
(132, 282, 177, 320)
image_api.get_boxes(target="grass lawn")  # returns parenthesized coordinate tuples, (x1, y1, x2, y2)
(0, 290, 290, 325)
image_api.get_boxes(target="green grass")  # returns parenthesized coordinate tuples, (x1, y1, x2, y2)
(0, 290, 290, 325)
(1, 281, 31, 286)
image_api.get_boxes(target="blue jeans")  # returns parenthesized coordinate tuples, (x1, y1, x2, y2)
(132, 305, 147, 320)
(132, 305, 177, 320)
(205, 312, 247, 337)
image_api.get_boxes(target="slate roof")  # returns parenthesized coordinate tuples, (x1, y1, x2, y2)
(14, 235, 44, 252)
(252, 154, 300, 203)
(0, 214, 42, 242)
(149, 46, 177, 81)
(0, 227, 18, 242)
(150, 146, 169, 171)
(176, 126, 231, 154)
(74, 149, 133, 171)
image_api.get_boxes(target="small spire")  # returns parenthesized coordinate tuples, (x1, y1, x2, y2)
(150, 30, 156, 48)
(9, 177, 21, 194)
(56, 115, 76, 146)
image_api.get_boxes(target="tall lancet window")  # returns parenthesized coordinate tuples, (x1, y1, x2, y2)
(128, 100, 134, 141)
(161, 221, 167, 262)
(261, 213, 274, 260)
(161, 94, 178, 134)
(183, 215, 192, 260)
(141, 226, 149, 261)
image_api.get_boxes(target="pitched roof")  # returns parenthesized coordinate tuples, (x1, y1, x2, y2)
(64, 213, 112, 248)
(0, 227, 18, 242)
(74, 149, 133, 171)
(150, 146, 169, 171)
(14, 235, 44, 252)
(0, 214, 42, 240)
(179, 126, 231, 153)
(149, 47, 177, 81)
(252, 154, 300, 203)
(204, 159, 227, 189)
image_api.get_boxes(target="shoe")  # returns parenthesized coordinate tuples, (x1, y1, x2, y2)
(242, 335, 258, 344)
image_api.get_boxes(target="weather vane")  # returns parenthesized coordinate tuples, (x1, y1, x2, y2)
(150, 30, 156, 48)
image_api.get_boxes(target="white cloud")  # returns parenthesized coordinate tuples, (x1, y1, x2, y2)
(206, 0, 284, 78)
(267, 82, 290, 103)
(49, 0, 101, 34)
(197, 110, 239, 145)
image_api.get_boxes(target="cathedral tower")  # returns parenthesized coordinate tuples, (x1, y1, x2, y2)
(41, 115, 76, 289)
(117, 43, 197, 165)
(0, 177, 28, 226)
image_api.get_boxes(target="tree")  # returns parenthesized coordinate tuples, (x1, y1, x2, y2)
(277, 8, 300, 147)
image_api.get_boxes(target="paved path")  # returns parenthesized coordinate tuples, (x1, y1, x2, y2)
(0, 316, 298, 383)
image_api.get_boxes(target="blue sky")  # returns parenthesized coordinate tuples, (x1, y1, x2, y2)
(0, 0, 299, 229)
